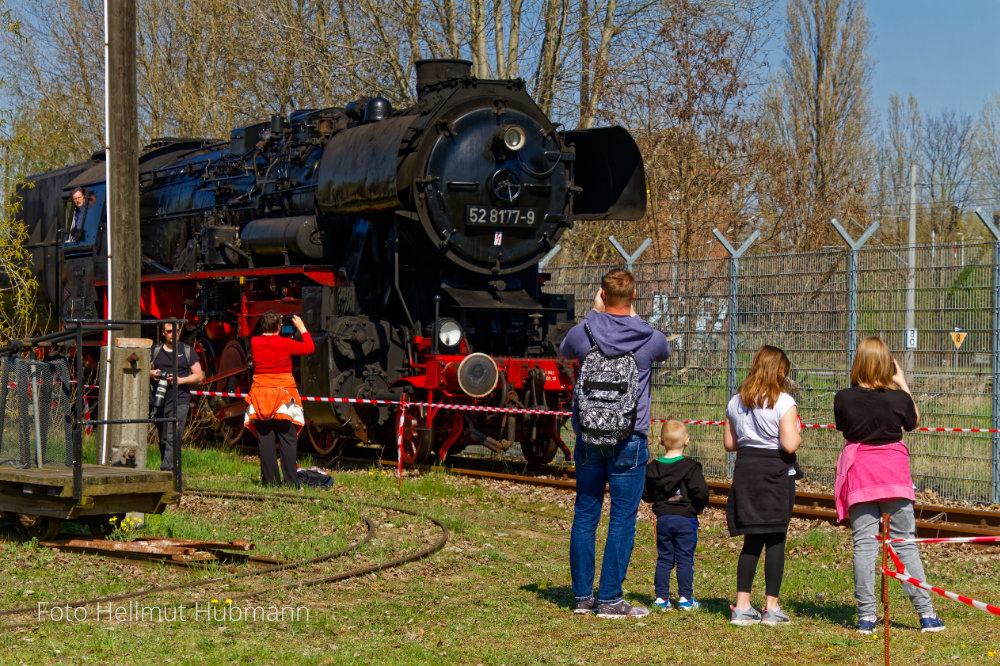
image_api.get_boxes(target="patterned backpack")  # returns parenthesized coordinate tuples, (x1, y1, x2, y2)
(574, 323, 640, 446)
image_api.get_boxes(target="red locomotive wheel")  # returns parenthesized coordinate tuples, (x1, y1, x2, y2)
(213, 340, 250, 396)
(212, 340, 250, 448)
(397, 414, 432, 465)
(306, 425, 339, 455)
(522, 436, 558, 466)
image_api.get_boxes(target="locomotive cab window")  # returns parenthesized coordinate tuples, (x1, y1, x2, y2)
(63, 185, 105, 249)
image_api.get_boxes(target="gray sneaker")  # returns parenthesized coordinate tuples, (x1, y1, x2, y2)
(761, 606, 791, 626)
(730, 604, 762, 626)
(573, 597, 596, 614)
(596, 600, 650, 619)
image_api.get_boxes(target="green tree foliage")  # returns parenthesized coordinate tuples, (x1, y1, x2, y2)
(0, 3, 38, 343)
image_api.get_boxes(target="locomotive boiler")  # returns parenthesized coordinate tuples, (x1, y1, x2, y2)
(18, 59, 646, 464)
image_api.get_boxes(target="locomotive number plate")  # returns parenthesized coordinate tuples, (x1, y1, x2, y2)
(466, 206, 538, 227)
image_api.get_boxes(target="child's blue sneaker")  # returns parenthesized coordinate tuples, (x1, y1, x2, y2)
(654, 597, 672, 611)
(919, 613, 945, 633)
(677, 597, 700, 611)
(856, 616, 877, 634)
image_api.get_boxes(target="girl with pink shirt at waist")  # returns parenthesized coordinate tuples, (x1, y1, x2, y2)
(833, 336, 945, 634)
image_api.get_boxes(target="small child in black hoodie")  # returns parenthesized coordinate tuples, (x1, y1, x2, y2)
(643, 419, 710, 611)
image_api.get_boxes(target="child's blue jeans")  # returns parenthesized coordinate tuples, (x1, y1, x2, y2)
(654, 514, 698, 599)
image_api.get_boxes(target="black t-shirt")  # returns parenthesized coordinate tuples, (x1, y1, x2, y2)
(833, 386, 918, 445)
(151, 344, 196, 408)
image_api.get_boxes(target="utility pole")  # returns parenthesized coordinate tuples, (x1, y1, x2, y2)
(107, 0, 140, 330)
(904, 164, 917, 372)
(99, 0, 142, 465)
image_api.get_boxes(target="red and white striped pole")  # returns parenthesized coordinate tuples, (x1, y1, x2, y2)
(396, 396, 407, 490)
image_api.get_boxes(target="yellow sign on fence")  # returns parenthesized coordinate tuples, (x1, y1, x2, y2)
(951, 331, 967, 349)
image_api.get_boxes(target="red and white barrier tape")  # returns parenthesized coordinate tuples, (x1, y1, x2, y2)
(885, 535, 1000, 545)
(34, 387, 982, 433)
(881, 543, 1000, 617)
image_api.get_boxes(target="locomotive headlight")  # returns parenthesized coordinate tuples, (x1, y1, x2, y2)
(438, 319, 463, 347)
(501, 125, 527, 152)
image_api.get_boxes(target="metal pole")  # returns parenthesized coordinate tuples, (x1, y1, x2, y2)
(832, 219, 879, 375)
(713, 229, 759, 477)
(608, 236, 653, 272)
(974, 209, 1000, 504)
(904, 165, 917, 373)
(993, 239, 1000, 504)
(73, 324, 84, 504)
(882, 513, 891, 666)
(30, 363, 43, 468)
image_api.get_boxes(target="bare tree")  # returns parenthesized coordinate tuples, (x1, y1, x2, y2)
(973, 93, 1000, 211)
(922, 109, 974, 237)
(875, 94, 922, 244)
(760, 0, 874, 249)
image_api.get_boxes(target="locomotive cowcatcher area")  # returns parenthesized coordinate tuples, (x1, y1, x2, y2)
(0, 443, 998, 664)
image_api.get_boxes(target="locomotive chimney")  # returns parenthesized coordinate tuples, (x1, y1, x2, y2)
(415, 59, 473, 98)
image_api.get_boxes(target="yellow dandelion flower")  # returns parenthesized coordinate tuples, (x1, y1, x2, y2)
(211, 599, 218, 604)
(988, 651, 996, 657)
(225, 599, 232, 604)
(109, 517, 117, 523)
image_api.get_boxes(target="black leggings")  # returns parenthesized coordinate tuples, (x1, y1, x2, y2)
(736, 532, 787, 598)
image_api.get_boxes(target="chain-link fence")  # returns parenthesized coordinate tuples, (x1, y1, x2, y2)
(0, 356, 74, 468)
(546, 238, 1000, 504)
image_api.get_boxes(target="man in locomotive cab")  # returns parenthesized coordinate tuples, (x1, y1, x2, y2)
(560, 269, 670, 619)
(67, 187, 88, 243)
(149, 321, 205, 472)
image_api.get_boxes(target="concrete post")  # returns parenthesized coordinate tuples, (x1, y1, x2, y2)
(97, 337, 152, 468)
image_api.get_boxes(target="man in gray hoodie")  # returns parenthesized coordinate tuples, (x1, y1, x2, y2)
(560, 268, 670, 618)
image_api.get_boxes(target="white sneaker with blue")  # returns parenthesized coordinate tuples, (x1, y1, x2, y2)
(654, 597, 672, 611)
(677, 597, 700, 611)
(919, 613, 945, 633)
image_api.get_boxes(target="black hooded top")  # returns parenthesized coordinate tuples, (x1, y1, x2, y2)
(642, 456, 710, 518)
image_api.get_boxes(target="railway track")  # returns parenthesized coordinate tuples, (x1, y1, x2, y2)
(0, 489, 448, 630)
(334, 452, 1000, 541)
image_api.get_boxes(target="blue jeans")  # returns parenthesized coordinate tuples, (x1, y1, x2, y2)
(570, 433, 649, 604)
(655, 514, 698, 599)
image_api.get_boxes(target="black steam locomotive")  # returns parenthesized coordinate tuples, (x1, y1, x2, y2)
(17, 59, 646, 464)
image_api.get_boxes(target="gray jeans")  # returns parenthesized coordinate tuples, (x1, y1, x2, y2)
(849, 499, 934, 617)
(155, 401, 189, 472)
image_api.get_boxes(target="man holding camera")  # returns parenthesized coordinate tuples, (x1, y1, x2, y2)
(150, 321, 205, 472)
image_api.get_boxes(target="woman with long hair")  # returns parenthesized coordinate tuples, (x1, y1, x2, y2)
(724, 345, 801, 627)
(244, 312, 314, 487)
(834, 336, 944, 634)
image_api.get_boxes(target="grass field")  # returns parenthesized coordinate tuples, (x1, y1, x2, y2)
(1, 444, 999, 664)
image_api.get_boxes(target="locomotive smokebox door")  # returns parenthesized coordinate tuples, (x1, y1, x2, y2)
(566, 126, 647, 221)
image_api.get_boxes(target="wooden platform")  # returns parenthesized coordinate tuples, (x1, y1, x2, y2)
(0, 463, 178, 520)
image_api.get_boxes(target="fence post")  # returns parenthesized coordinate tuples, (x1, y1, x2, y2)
(974, 209, 1000, 503)
(538, 244, 562, 270)
(608, 236, 652, 272)
(831, 219, 880, 374)
(713, 228, 759, 476)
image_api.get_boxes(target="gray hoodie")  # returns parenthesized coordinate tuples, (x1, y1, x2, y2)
(559, 310, 670, 437)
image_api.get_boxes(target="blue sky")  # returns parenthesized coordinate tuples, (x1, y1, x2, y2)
(864, 0, 1000, 117)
